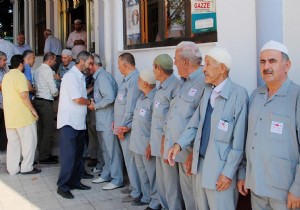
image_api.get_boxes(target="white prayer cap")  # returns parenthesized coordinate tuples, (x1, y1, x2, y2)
(74, 19, 82, 24)
(139, 69, 156, 85)
(260, 40, 289, 56)
(206, 47, 232, 70)
(61, 49, 72, 57)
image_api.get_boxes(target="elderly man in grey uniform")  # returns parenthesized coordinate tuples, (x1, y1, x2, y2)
(129, 69, 160, 209)
(114, 53, 142, 203)
(164, 41, 205, 210)
(169, 47, 248, 210)
(237, 41, 300, 210)
(88, 54, 124, 190)
(150, 54, 181, 210)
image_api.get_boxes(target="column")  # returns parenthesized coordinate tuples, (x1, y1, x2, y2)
(13, 0, 19, 44)
(24, 0, 29, 45)
(28, 0, 35, 50)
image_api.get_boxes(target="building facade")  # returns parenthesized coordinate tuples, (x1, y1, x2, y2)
(10, 0, 300, 92)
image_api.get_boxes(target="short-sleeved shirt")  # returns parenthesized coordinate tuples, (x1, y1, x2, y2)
(150, 74, 179, 157)
(14, 44, 31, 55)
(129, 89, 156, 155)
(57, 65, 87, 130)
(164, 68, 205, 162)
(114, 69, 142, 128)
(2, 69, 36, 128)
(0, 68, 7, 109)
(23, 64, 34, 99)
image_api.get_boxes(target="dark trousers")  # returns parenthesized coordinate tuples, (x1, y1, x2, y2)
(33, 99, 54, 160)
(57, 125, 85, 192)
(0, 109, 7, 151)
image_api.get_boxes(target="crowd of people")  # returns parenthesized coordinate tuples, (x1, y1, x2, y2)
(0, 19, 300, 210)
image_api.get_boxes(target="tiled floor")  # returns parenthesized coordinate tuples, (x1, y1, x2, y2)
(0, 151, 147, 210)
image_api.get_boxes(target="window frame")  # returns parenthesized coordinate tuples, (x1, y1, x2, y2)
(122, 0, 217, 50)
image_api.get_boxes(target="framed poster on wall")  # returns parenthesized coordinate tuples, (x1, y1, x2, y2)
(191, 0, 217, 34)
(126, 0, 141, 45)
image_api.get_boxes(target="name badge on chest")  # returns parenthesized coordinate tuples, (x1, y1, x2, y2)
(188, 88, 197, 97)
(270, 121, 283, 134)
(139, 108, 146, 117)
(154, 101, 160, 109)
(118, 93, 124, 101)
(218, 120, 228, 132)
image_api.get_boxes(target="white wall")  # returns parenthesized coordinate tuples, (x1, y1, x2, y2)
(283, 0, 300, 86)
(106, 0, 257, 94)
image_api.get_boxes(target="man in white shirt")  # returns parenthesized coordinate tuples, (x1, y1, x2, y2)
(33, 52, 59, 164)
(44, 29, 62, 71)
(56, 51, 94, 199)
(0, 29, 15, 69)
(66, 19, 87, 59)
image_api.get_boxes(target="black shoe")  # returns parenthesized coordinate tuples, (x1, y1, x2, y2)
(132, 199, 149, 206)
(145, 206, 161, 210)
(70, 183, 91, 190)
(87, 159, 97, 167)
(82, 171, 94, 179)
(39, 157, 59, 164)
(20, 168, 41, 175)
(57, 188, 74, 199)
(50, 155, 58, 160)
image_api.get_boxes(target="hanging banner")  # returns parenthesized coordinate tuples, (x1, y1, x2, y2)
(191, 0, 217, 34)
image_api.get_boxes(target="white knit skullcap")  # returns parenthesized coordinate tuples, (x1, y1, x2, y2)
(139, 69, 156, 85)
(260, 40, 289, 56)
(61, 49, 72, 57)
(206, 47, 232, 70)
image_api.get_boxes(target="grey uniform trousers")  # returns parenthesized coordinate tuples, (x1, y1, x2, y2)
(119, 132, 141, 199)
(97, 130, 124, 186)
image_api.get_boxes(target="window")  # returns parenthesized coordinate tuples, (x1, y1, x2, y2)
(123, 0, 217, 50)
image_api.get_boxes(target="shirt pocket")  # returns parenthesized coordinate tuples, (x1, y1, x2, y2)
(214, 118, 234, 160)
(116, 90, 127, 105)
(265, 156, 296, 190)
(269, 113, 291, 141)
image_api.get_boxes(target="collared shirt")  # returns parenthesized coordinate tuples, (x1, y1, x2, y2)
(58, 61, 75, 78)
(150, 74, 179, 157)
(66, 30, 87, 59)
(23, 64, 34, 99)
(129, 88, 156, 155)
(210, 78, 228, 108)
(0, 68, 7, 109)
(241, 79, 300, 201)
(164, 68, 205, 162)
(57, 65, 87, 130)
(0, 39, 15, 65)
(114, 69, 142, 128)
(93, 67, 118, 131)
(2, 69, 36, 128)
(44, 35, 62, 55)
(14, 44, 31, 55)
(34, 63, 58, 100)
(178, 78, 248, 189)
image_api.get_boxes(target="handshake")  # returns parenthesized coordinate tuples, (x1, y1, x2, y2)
(87, 98, 95, 110)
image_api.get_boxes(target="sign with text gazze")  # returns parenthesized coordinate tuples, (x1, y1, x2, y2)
(191, 0, 217, 34)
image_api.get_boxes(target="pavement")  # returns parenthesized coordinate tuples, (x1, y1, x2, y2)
(0, 151, 148, 210)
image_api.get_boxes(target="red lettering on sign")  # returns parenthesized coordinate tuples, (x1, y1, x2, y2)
(194, 2, 210, 9)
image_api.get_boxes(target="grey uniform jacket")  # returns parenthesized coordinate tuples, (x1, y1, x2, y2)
(164, 69, 205, 163)
(150, 74, 179, 157)
(129, 89, 156, 155)
(239, 79, 300, 201)
(93, 67, 118, 131)
(114, 70, 142, 128)
(178, 79, 248, 189)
